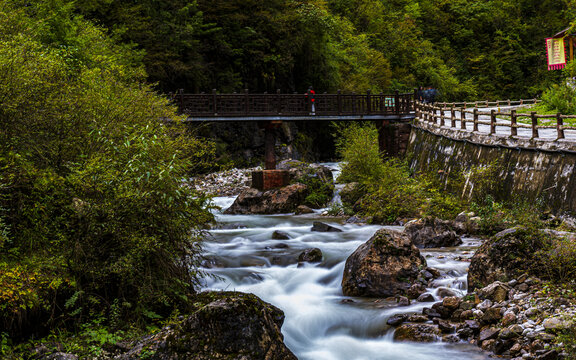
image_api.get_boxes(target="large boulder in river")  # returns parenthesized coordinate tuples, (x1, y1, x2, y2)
(118, 292, 297, 360)
(342, 228, 426, 297)
(225, 184, 308, 214)
(404, 218, 462, 248)
(467, 227, 551, 291)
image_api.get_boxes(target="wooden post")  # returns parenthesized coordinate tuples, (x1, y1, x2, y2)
(570, 37, 574, 62)
(178, 89, 184, 113)
(440, 107, 445, 126)
(451, 105, 456, 128)
(212, 89, 218, 115)
(473, 108, 479, 132)
(490, 109, 496, 134)
(277, 89, 282, 114)
(460, 107, 466, 129)
(352, 92, 357, 113)
(367, 89, 372, 114)
(531, 112, 538, 138)
(337, 89, 342, 115)
(394, 90, 400, 115)
(511, 109, 518, 136)
(245, 89, 249, 114)
(557, 113, 565, 139)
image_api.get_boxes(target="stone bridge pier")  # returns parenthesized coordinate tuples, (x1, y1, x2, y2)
(375, 118, 413, 157)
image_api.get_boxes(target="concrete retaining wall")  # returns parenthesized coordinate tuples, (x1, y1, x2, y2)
(407, 122, 576, 214)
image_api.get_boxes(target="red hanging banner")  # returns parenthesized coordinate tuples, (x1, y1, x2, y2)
(546, 37, 566, 70)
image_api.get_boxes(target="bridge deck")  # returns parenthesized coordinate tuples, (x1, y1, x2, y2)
(182, 114, 415, 122)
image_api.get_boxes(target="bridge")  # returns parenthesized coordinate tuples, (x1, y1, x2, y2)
(173, 90, 415, 182)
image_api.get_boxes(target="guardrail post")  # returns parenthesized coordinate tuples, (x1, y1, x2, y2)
(557, 113, 565, 139)
(460, 107, 466, 129)
(473, 107, 479, 132)
(212, 89, 218, 115)
(440, 107, 445, 126)
(395, 90, 400, 115)
(511, 109, 517, 136)
(337, 90, 342, 115)
(245, 89, 249, 114)
(490, 109, 496, 134)
(178, 89, 184, 113)
(277, 89, 282, 114)
(367, 89, 372, 114)
(531, 112, 538, 138)
(451, 105, 456, 128)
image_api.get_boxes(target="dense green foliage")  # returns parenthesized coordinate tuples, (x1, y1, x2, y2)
(335, 123, 464, 222)
(0, 0, 214, 347)
(67, 0, 574, 98)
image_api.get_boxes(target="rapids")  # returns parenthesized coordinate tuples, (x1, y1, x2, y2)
(201, 165, 489, 360)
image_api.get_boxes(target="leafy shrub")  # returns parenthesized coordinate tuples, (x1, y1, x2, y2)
(335, 122, 465, 223)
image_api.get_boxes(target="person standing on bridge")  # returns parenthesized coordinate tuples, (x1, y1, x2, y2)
(307, 86, 316, 115)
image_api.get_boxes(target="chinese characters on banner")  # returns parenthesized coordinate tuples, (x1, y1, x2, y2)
(546, 37, 566, 70)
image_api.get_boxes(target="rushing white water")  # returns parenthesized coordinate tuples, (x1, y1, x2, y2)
(201, 168, 489, 360)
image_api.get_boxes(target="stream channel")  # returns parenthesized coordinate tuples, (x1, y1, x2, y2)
(201, 164, 490, 360)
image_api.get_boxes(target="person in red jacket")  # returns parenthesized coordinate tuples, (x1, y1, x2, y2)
(307, 86, 316, 114)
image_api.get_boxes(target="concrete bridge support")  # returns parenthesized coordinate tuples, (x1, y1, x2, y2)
(376, 119, 412, 157)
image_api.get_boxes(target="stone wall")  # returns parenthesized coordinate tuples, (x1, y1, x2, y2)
(407, 122, 576, 214)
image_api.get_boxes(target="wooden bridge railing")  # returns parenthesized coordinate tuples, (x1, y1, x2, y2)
(172, 90, 415, 117)
(415, 100, 576, 140)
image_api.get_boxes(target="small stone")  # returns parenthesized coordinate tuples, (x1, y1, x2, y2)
(434, 319, 455, 333)
(502, 312, 518, 327)
(442, 334, 460, 343)
(499, 327, 520, 340)
(481, 339, 497, 352)
(542, 317, 571, 332)
(510, 343, 523, 355)
(460, 310, 474, 320)
(535, 350, 558, 360)
(482, 307, 503, 324)
(407, 283, 427, 299)
(477, 299, 493, 311)
(407, 314, 429, 323)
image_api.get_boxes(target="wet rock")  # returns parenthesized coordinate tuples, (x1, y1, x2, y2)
(311, 221, 343, 233)
(542, 317, 573, 332)
(397, 296, 411, 306)
(417, 293, 435, 302)
(451, 211, 479, 234)
(442, 297, 461, 311)
(467, 227, 551, 291)
(482, 307, 503, 324)
(393, 324, 441, 343)
(298, 248, 323, 264)
(431, 302, 453, 319)
(295, 205, 314, 214)
(404, 218, 463, 248)
(423, 307, 442, 319)
(407, 283, 427, 299)
(339, 182, 364, 209)
(225, 184, 309, 215)
(481, 339, 497, 352)
(272, 230, 291, 240)
(479, 327, 500, 342)
(341, 228, 426, 298)
(387, 314, 408, 326)
(477, 281, 510, 303)
(536, 350, 559, 360)
(117, 291, 297, 360)
(433, 319, 455, 333)
(436, 288, 458, 298)
(442, 334, 461, 343)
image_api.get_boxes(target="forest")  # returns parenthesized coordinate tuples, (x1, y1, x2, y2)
(75, 0, 574, 99)
(1, 0, 576, 358)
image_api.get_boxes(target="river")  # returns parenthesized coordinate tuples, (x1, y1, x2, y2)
(201, 165, 489, 360)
